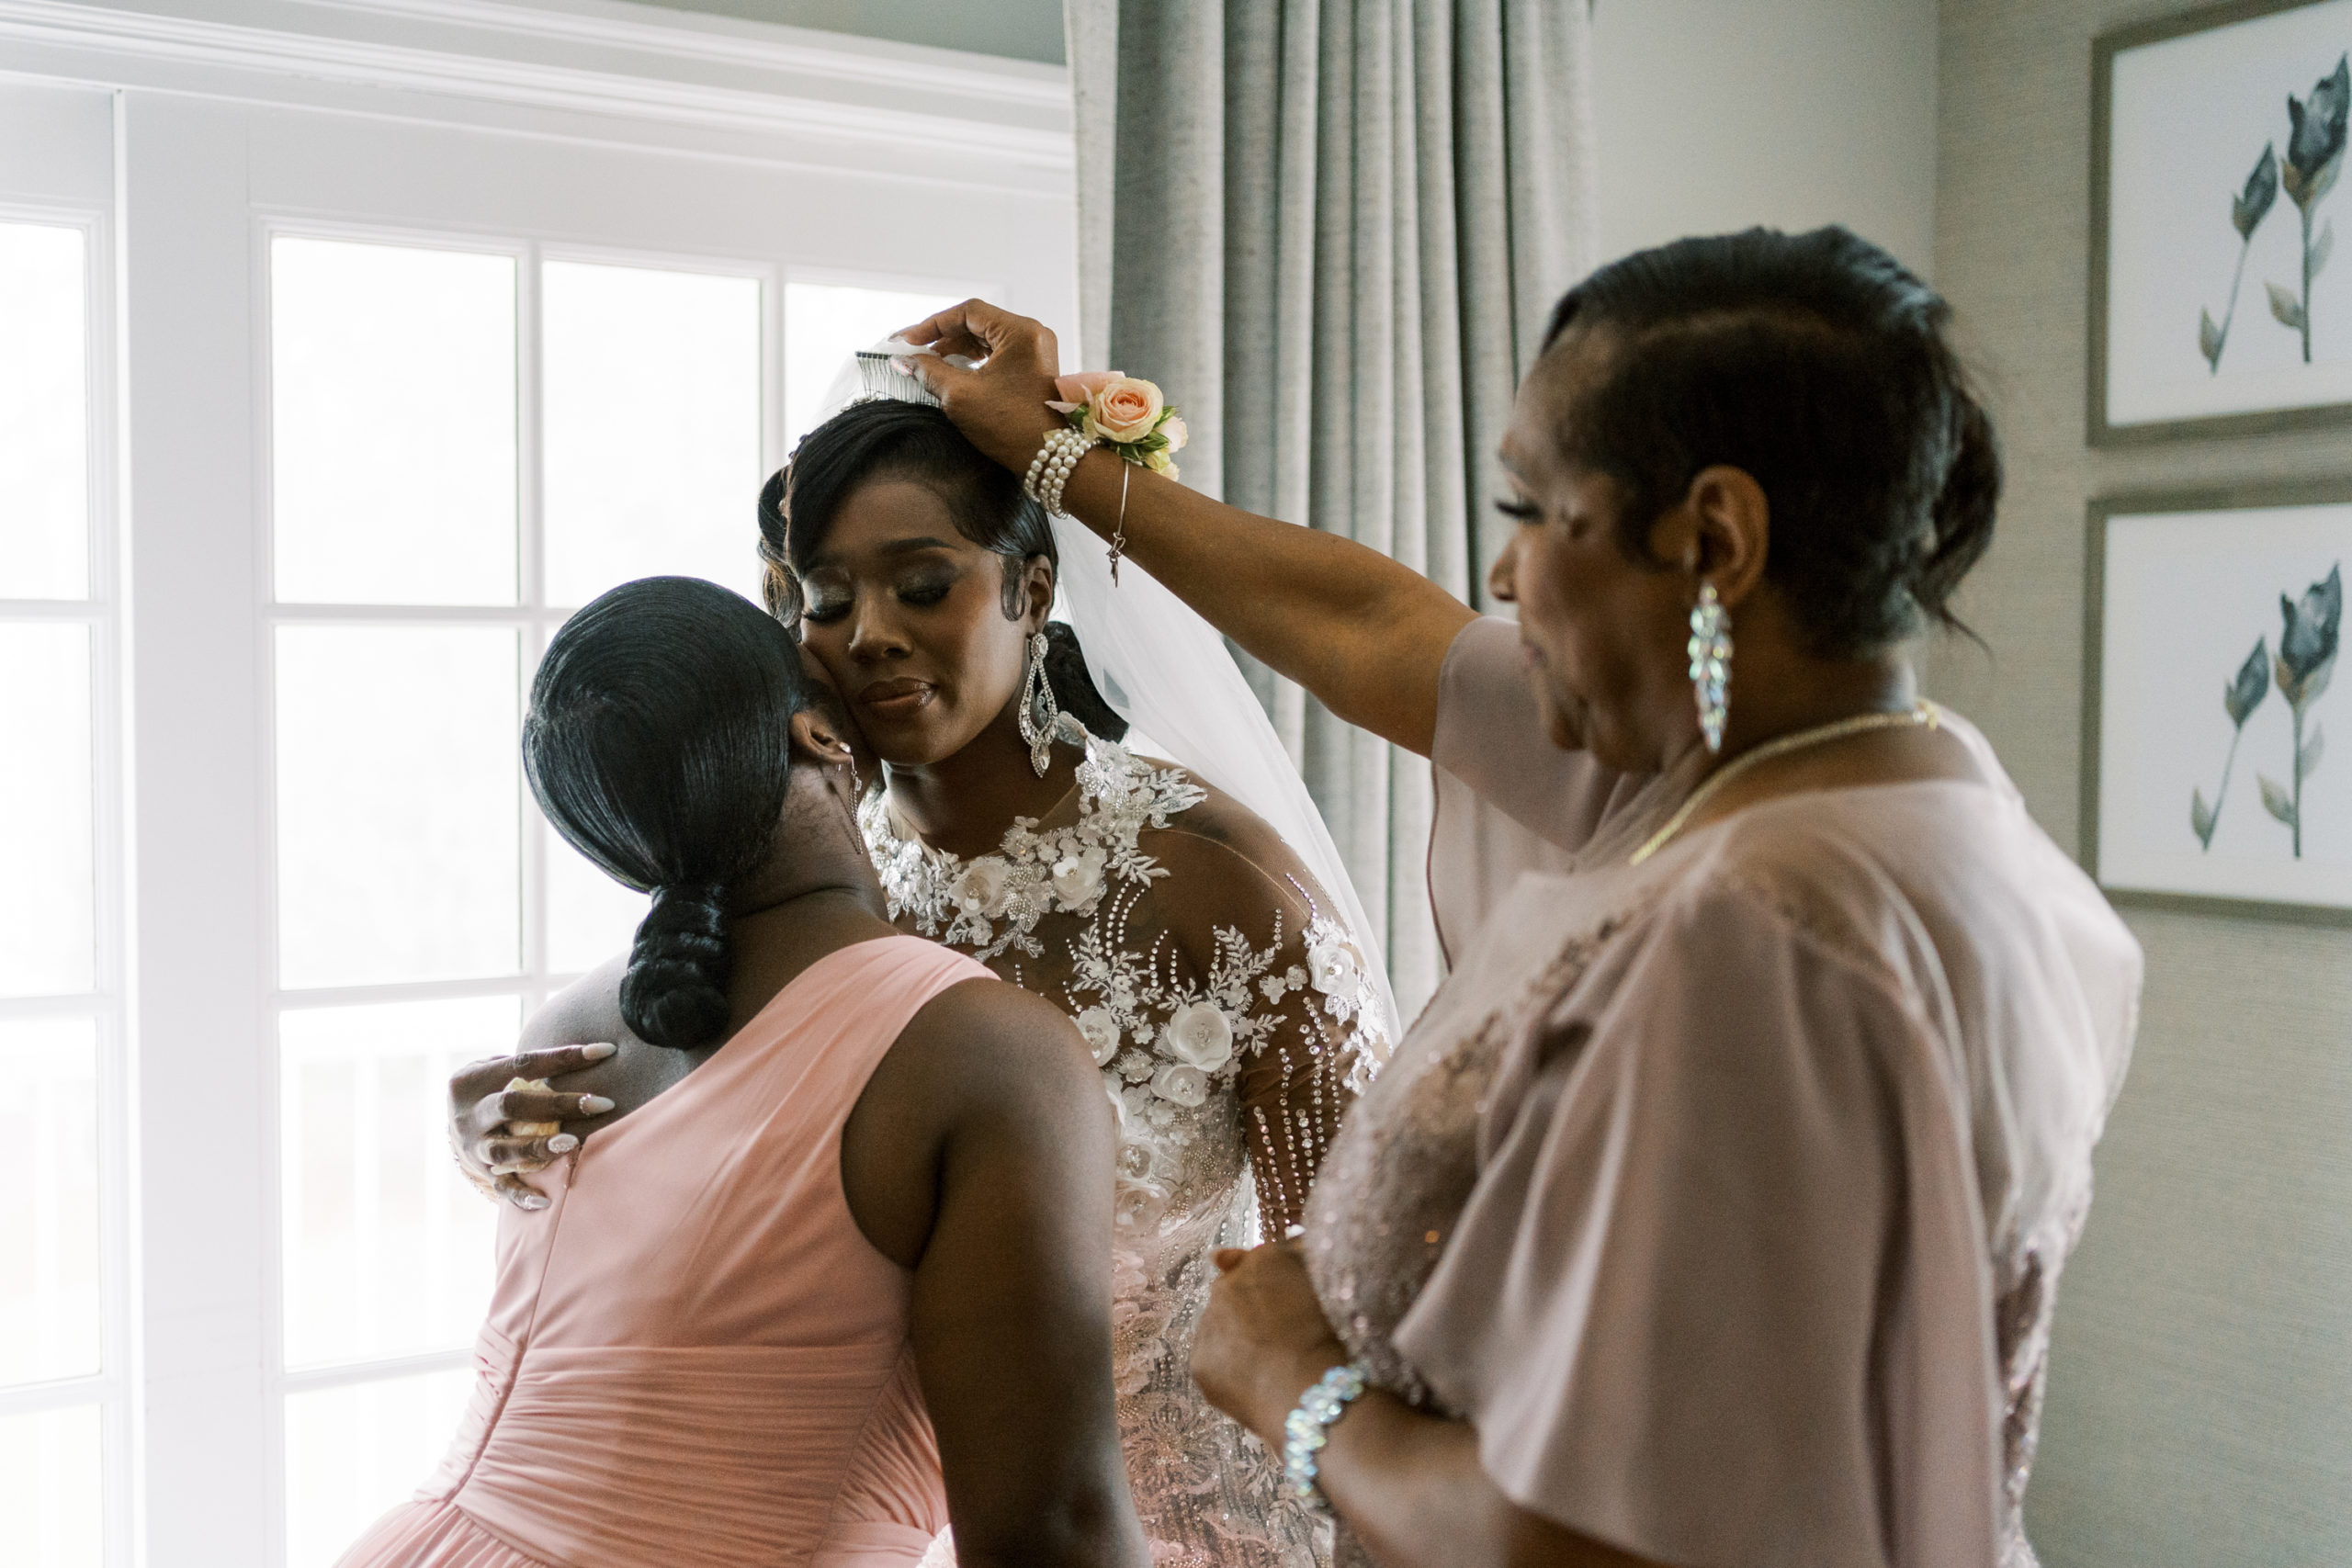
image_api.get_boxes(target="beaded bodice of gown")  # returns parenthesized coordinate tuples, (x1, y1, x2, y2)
(862, 721, 1387, 1568)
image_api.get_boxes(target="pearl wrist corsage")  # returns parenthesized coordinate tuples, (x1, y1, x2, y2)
(1282, 1361, 1369, 1515)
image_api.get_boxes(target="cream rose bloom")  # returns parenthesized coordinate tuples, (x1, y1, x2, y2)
(1148, 1061, 1209, 1108)
(951, 856, 1012, 919)
(1162, 1001, 1234, 1072)
(1087, 376, 1165, 443)
(1076, 1006, 1122, 1066)
(1114, 1177, 1169, 1235)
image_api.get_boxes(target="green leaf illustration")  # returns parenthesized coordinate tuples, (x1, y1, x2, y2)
(2301, 720, 2326, 781)
(2267, 280, 2308, 329)
(2226, 637, 2271, 725)
(2260, 772, 2299, 825)
(2191, 787, 2219, 847)
(2199, 308, 2225, 366)
(2316, 217, 2338, 277)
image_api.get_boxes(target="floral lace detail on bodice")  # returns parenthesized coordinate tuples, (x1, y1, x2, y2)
(863, 722, 1385, 1567)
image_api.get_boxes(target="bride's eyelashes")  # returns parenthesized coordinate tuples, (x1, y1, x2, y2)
(797, 572, 959, 626)
(1494, 496, 1542, 525)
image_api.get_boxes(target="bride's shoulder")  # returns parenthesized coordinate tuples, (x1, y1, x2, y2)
(1115, 760, 1329, 922)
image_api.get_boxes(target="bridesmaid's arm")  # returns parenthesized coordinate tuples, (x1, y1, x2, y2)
(845, 978, 1149, 1568)
(898, 300, 1477, 757)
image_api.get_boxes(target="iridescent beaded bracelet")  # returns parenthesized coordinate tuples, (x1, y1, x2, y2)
(1282, 1361, 1368, 1515)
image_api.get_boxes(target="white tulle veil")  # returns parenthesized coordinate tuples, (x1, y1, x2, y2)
(816, 345, 1400, 1043)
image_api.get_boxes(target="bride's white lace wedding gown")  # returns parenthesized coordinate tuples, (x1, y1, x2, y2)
(863, 721, 1388, 1568)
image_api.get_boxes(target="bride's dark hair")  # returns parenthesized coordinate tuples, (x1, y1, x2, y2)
(524, 575, 808, 1051)
(757, 399, 1127, 740)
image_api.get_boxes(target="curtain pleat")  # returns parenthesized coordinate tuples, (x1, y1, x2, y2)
(1066, 0, 1595, 1021)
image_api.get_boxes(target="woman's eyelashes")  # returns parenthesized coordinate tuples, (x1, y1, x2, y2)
(1494, 495, 1542, 525)
(797, 572, 957, 626)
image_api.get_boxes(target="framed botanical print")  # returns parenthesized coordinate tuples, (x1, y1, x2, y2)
(2091, 0, 2352, 444)
(2084, 481, 2352, 922)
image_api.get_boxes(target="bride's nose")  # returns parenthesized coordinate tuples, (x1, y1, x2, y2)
(843, 600, 910, 663)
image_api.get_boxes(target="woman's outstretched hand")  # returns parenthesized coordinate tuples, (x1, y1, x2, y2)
(892, 299, 1066, 475)
(447, 1044, 617, 1211)
(1192, 1240, 1350, 1443)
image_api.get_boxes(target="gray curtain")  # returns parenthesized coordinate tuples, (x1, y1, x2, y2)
(1065, 0, 1596, 1020)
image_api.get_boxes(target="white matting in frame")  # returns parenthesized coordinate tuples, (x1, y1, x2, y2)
(2095, 0, 2352, 441)
(2088, 489, 2351, 920)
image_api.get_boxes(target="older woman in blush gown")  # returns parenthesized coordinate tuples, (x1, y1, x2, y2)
(899, 227, 2139, 1568)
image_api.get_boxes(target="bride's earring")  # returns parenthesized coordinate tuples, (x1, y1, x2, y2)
(1017, 630, 1057, 776)
(1688, 582, 1732, 753)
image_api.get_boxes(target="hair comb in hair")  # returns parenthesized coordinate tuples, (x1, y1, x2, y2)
(852, 344, 944, 409)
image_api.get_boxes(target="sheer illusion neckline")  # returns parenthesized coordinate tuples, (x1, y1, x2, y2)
(576, 932, 913, 1156)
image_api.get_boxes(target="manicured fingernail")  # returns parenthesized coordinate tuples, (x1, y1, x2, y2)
(891, 355, 918, 375)
(521, 1195, 549, 1211)
(547, 1134, 579, 1154)
(580, 1095, 616, 1115)
(582, 1043, 617, 1060)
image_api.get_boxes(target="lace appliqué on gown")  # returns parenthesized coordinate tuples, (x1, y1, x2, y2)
(865, 724, 1385, 1568)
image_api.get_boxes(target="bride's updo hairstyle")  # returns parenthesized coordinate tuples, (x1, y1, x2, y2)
(756, 398, 1127, 739)
(524, 575, 808, 1051)
(1542, 225, 1998, 654)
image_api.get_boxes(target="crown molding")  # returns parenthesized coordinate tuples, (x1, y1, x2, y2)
(0, 0, 1072, 167)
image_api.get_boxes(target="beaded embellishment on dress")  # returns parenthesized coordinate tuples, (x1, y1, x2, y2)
(863, 722, 1386, 1568)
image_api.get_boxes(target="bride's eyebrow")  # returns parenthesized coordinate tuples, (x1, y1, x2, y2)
(872, 536, 961, 558)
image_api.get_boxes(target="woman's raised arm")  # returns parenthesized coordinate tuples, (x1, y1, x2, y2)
(897, 300, 1476, 758)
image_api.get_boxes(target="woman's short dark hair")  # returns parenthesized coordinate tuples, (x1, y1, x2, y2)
(756, 399, 1126, 739)
(1541, 225, 1998, 656)
(524, 575, 808, 1051)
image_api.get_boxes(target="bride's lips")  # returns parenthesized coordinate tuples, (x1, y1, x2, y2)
(857, 678, 936, 720)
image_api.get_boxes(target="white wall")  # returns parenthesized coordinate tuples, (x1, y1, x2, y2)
(1591, 0, 1939, 278)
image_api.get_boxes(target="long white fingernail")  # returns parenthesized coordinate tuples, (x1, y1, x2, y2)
(580, 1095, 615, 1115)
(547, 1134, 579, 1154)
(521, 1194, 549, 1212)
(582, 1043, 617, 1060)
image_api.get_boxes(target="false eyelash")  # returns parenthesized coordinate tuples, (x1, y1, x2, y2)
(1494, 497, 1541, 522)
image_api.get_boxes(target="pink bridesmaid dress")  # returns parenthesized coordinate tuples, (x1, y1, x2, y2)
(336, 935, 992, 1568)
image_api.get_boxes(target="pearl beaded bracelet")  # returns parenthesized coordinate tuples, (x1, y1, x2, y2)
(1024, 426, 1097, 516)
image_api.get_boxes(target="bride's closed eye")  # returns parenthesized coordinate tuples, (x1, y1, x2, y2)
(1494, 495, 1542, 525)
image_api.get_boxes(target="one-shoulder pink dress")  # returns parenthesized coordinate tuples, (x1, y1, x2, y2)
(336, 934, 992, 1568)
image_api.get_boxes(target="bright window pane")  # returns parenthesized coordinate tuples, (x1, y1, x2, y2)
(543, 262, 762, 607)
(0, 624, 94, 998)
(281, 996, 511, 1369)
(286, 1367, 473, 1568)
(783, 281, 965, 449)
(0, 222, 87, 599)
(544, 817, 647, 976)
(272, 237, 517, 605)
(275, 626, 520, 988)
(0, 1404, 102, 1567)
(0, 1017, 100, 1386)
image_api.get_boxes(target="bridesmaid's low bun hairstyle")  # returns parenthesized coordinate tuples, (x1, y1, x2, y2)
(757, 399, 1129, 741)
(1540, 225, 1999, 656)
(525, 576, 810, 1050)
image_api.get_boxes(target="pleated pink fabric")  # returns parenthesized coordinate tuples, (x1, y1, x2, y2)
(337, 935, 992, 1568)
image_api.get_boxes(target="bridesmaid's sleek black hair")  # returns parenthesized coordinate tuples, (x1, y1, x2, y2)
(755, 398, 1126, 739)
(524, 575, 808, 1051)
(1540, 225, 1999, 657)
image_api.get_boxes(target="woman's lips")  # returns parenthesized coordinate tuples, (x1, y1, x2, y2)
(857, 679, 935, 719)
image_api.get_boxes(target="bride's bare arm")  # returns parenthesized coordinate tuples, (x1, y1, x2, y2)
(844, 977, 1148, 1568)
(898, 299, 1477, 758)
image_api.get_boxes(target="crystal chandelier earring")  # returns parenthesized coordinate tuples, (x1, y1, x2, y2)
(1688, 582, 1732, 753)
(1017, 630, 1058, 775)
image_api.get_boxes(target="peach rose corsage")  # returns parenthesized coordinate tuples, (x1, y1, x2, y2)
(1048, 372, 1188, 479)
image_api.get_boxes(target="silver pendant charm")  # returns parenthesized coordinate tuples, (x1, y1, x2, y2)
(1687, 583, 1732, 753)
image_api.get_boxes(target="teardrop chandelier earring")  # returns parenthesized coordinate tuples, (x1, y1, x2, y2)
(1688, 582, 1732, 753)
(1017, 630, 1058, 775)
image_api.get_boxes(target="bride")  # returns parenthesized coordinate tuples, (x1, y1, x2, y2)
(454, 375, 1393, 1565)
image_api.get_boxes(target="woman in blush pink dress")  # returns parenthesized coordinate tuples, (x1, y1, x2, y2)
(338, 576, 1146, 1568)
(903, 228, 2139, 1568)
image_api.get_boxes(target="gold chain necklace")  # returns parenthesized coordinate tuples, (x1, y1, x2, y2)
(1629, 702, 1941, 865)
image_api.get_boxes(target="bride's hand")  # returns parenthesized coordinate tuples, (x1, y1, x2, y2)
(447, 1043, 617, 1211)
(891, 299, 1065, 475)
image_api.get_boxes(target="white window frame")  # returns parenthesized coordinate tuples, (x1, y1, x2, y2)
(0, 6, 1074, 1564)
(0, 176, 133, 1568)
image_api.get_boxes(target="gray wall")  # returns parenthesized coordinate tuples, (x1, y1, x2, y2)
(1934, 2, 2352, 1562)
(628, 0, 1066, 63)
(1592, 0, 1939, 276)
